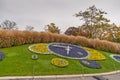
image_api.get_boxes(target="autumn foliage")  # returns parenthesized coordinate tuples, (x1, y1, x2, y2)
(0, 30, 120, 54)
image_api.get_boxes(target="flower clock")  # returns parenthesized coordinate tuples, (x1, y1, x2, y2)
(51, 58, 69, 67)
(0, 52, 5, 61)
(110, 54, 120, 63)
(28, 43, 50, 54)
(28, 43, 105, 69)
(48, 43, 89, 59)
(84, 47, 106, 61)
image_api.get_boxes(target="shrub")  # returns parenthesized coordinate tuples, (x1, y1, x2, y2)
(0, 30, 120, 54)
(39, 32, 50, 43)
(0, 30, 14, 47)
(32, 31, 41, 43)
(12, 30, 25, 46)
(68, 36, 77, 44)
(22, 31, 33, 44)
(76, 36, 90, 47)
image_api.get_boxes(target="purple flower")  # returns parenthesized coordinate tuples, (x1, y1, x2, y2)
(80, 59, 101, 69)
(48, 43, 89, 59)
(0, 52, 5, 61)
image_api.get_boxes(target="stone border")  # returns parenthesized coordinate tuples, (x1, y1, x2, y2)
(0, 70, 120, 80)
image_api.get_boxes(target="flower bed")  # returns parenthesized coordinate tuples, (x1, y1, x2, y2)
(51, 58, 69, 67)
(0, 52, 5, 61)
(110, 54, 120, 63)
(48, 43, 89, 59)
(28, 43, 50, 54)
(84, 47, 106, 60)
(80, 59, 101, 69)
(31, 54, 39, 60)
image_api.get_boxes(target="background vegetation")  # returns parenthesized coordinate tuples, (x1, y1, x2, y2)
(0, 30, 120, 54)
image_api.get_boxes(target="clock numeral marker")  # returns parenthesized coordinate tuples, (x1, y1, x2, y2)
(78, 52, 83, 56)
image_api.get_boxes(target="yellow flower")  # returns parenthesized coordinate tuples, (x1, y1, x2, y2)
(51, 58, 69, 67)
(84, 47, 106, 60)
(29, 43, 50, 54)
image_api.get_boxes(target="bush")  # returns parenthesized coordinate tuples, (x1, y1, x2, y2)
(0, 30, 120, 54)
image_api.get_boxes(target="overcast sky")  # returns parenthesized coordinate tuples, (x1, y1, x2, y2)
(0, 0, 120, 33)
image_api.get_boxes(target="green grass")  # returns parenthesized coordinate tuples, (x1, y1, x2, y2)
(0, 44, 120, 76)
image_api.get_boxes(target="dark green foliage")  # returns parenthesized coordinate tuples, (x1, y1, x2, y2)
(64, 27, 79, 36)
(45, 23, 60, 34)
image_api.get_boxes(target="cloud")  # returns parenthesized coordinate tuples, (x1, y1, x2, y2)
(0, 0, 120, 32)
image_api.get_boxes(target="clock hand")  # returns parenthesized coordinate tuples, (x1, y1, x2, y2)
(52, 44, 72, 49)
(52, 45, 72, 55)
(66, 46, 71, 55)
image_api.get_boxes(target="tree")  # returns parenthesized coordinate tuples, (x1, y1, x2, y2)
(0, 20, 17, 30)
(45, 23, 60, 34)
(64, 26, 89, 37)
(64, 27, 79, 36)
(25, 25, 34, 31)
(75, 5, 110, 38)
(102, 24, 120, 41)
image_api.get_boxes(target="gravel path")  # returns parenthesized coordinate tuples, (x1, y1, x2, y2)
(0, 71, 120, 80)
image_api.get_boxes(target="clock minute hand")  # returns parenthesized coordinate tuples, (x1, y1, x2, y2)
(52, 45, 72, 49)
(52, 45, 72, 55)
(66, 46, 71, 55)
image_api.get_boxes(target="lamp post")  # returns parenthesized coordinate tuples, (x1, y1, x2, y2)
(31, 54, 38, 80)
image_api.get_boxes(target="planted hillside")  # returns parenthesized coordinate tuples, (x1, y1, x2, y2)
(0, 44, 120, 76)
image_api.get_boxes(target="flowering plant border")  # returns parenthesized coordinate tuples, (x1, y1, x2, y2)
(51, 58, 69, 67)
(28, 43, 50, 54)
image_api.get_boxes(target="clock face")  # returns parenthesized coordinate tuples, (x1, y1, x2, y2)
(0, 52, 5, 61)
(48, 43, 89, 59)
(110, 54, 120, 63)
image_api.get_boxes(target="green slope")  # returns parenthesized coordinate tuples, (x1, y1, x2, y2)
(0, 44, 120, 76)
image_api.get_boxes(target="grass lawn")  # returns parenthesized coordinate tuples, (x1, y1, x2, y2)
(0, 44, 120, 76)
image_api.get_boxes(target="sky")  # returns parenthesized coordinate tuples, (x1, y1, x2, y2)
(0, 0, 120, 33)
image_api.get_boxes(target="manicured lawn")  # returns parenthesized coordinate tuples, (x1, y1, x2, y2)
(0, 44, 120, 76)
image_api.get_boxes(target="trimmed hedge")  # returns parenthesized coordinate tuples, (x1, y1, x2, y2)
(0, 30, 120, 54)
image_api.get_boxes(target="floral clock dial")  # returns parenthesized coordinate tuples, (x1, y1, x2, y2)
(0, 52, 5, 61)
(48, 43, 89, 59)
(110, 54, 120, 63)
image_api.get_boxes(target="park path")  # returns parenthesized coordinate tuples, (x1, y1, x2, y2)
(0, 70, 120, 80)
